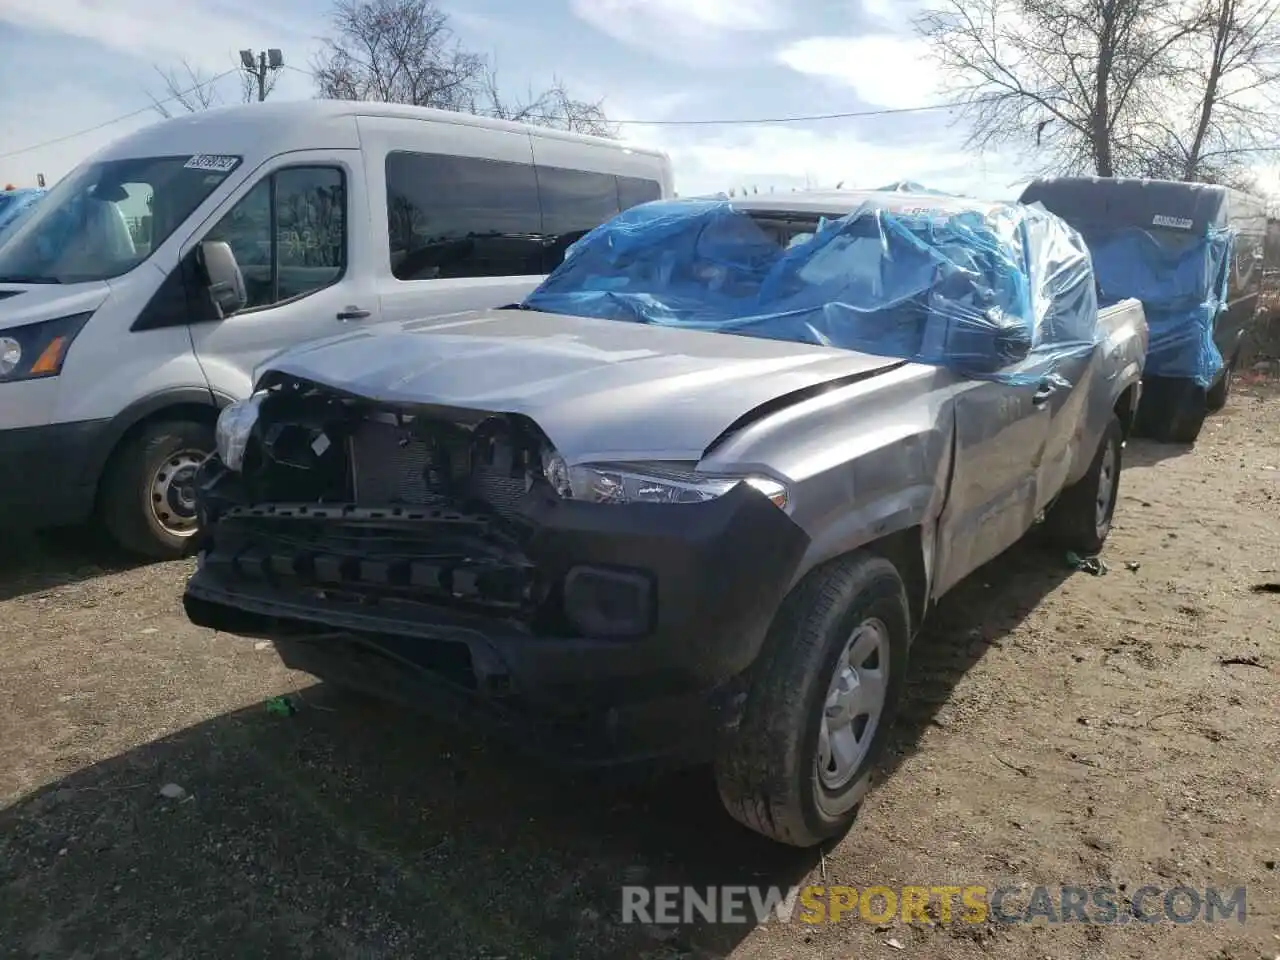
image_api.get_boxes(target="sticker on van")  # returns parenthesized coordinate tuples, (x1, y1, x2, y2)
(184, 155, 241, 173)
(1152, 215, 1194, 229)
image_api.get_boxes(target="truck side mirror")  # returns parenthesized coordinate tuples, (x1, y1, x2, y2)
(197, 240, 247, 318)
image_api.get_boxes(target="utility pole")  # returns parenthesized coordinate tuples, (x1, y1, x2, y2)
(239, 48, 284, 102)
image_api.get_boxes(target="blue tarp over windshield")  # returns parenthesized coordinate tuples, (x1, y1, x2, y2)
(1082, 225, 1231, 387)
(0, 188, 46, 238)
(522, 196, 1100, 385)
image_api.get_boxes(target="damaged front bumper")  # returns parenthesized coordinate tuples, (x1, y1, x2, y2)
(184, 455, 809, 767)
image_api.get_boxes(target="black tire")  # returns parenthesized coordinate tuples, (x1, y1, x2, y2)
(1044, 413, 1122, 554)
(1205, 362, 1233, 413)
(100, 420, 214, 560)
(1160, 393, 1208, 443)
(713, 553, 911, 847)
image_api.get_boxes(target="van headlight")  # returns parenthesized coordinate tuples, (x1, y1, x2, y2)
(215, 391, 266, 472)
(0, 312, 92, 382)
(542, 453, 788, 509)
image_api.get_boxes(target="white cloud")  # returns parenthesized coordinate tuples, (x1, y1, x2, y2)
(626, 122, 1029, 199)
(0, 0, 318, 74)
(776, 34, 945, 110)
(568, 0, 786, 61)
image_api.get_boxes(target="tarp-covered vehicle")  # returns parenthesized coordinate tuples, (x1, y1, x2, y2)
(183, 190, 1148, 847)
(1019, 176, 1266, 443)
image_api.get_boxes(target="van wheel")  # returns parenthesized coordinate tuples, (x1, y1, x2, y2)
(1159, 392, 1208, 444)
(713, 553, 910, 848)
(101, 420, 214, 560)
(1044, 413, 1122, 554)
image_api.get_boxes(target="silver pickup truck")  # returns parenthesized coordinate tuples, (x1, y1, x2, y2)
(183, 191, 1148, 848)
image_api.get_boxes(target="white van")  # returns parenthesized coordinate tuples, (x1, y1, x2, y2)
(0, 100, 673, 559)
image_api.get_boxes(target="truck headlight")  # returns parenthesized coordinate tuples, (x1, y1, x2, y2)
(554, 459, 788, 509)
(215, 391, 265, 472)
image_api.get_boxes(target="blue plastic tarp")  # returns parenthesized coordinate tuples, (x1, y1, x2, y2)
(522, 195, 1099, 385)
(0, 188, 46, 239)
(1081, 225, 1231, 387)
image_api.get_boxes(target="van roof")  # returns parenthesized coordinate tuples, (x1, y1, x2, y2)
(91, 98, 670, 166)
(1018, 176, 1241, 233)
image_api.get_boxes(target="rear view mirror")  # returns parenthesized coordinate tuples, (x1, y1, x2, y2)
(197, 240, 247, 318)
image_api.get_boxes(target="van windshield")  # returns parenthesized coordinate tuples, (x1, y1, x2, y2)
(0, 154, 241, 284)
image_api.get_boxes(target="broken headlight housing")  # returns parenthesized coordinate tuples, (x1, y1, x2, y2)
(214, 390, 266, 472)
(542, 450, 788, 509)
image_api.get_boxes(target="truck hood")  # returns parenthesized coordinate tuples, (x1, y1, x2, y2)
(260, 309, 904, 462)
(0, 280, 112, 331)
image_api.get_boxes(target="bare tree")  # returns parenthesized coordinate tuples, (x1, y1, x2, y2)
(312, 0, 618, 136)
(917, 0, 1280, 186)
(1137, 0, 1280, 184)
(150, 55, 282, 117)
(312, 0, 485, 108)
(149, 60, 222, 118)
(474, 68, 618, 137)
(915, 0, 1203, 177)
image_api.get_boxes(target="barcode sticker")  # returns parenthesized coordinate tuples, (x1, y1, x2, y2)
(184, 154, 240, 173)
(1152, 215, 1193, 229)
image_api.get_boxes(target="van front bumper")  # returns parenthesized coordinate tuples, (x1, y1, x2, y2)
(183, 456, 811, 766)
(0, 420, 109, 529)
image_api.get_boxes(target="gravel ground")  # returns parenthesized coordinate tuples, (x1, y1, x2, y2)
(1, 375, 1278, 960)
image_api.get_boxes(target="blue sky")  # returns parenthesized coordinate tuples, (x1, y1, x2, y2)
(0, 0, 1038, 196)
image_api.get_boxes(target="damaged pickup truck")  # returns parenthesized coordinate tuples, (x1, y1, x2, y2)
(184, 191, 1148, 848)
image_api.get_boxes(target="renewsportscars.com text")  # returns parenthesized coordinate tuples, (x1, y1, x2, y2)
(621, 884, 1247, 926)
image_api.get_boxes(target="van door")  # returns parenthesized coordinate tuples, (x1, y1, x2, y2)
(357, 117, 546, 325)
(184, 149, 378, 398)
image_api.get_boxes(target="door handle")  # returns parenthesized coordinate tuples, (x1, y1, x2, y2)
(1032, 379, 1057, 406)
(337, 307, 371, 321)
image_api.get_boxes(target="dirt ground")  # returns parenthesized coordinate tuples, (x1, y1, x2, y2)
(1, 377, 1278, 960)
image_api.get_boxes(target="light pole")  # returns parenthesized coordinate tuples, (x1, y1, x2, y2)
(239, 48, 284, 102)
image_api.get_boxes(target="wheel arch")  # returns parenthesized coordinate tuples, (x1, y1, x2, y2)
(87, 387, 232, 509)
(1114, 381, 1140, 440)
(861, 526, 930, 638)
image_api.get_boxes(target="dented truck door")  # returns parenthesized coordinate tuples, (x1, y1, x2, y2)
(931, 363, 1054, 597)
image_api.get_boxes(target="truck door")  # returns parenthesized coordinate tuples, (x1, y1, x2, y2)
(184, 149, 380, 399)
(1034, 346, 1094, 513)
(931, 358, 1055, 597)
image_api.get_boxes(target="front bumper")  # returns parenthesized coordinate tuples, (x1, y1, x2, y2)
(184, 457, 810, 766)
(0, 420, 110, 529)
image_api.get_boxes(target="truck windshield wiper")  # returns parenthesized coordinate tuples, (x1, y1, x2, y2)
(0, 274, 60, 284)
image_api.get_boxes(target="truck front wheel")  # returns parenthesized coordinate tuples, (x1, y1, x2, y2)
(100, 420, 214, 560)
(714, 553, 910, 848)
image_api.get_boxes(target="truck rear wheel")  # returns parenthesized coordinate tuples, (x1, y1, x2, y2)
(714, 553, 910, 848)
(101, 420, 214, 560)
(1205, 360, 1233, 413)
(1044, 413, 1122, 554)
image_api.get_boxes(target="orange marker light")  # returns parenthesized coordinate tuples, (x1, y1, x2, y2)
(29, 335, 69, 375)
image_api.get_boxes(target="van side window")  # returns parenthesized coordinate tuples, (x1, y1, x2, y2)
(617, 176, 662, 211)
(204, 166, 346, 310)
(536, 167, 621, 270)
(386, 151, 543, 281)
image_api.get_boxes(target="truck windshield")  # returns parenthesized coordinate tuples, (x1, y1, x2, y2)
(0, 155, 240, 284)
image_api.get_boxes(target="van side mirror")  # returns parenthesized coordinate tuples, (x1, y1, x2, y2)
(197, 240, 247, 318)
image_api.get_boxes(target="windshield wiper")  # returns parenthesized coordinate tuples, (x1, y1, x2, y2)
(0, 274, 61, 284)
(497, 302, 542, 311)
